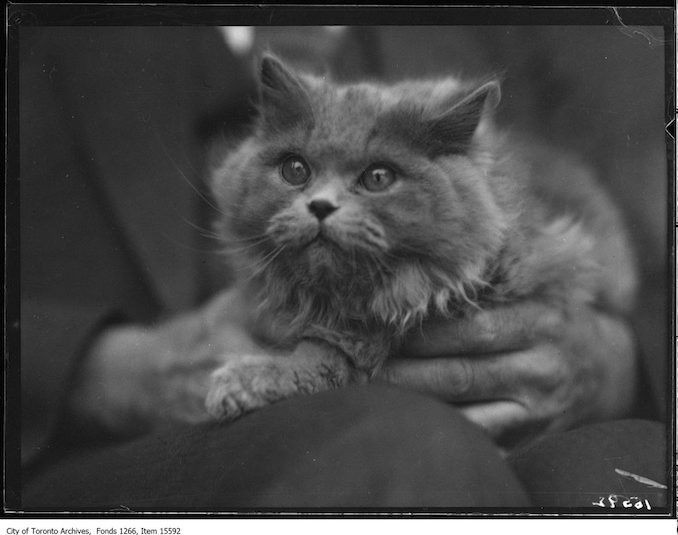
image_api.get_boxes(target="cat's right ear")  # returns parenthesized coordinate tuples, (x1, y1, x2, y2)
(423, 80, 501, 156)
(258, 54, 314, 131)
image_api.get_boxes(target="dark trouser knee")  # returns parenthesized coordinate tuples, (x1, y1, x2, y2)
(508, 419, 668, 509)
(24, 385, 530, 510)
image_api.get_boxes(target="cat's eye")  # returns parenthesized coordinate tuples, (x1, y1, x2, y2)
(280, 155, 311, 186)
(360, 165, 396, 192)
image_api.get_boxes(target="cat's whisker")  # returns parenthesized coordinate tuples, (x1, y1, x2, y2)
(250, 243, 285, 268)
(151, 128, 229, 218)
(198, 230, 222, 241)
(220, 237, 273, 255)
(152, 126, 274, 229)
(217, 231, 273, 245)
(248, 245, 287, 280)
(220, 238, 270, 251)
(158, 231, 224, 254)
(358, 244, 395, 275)
(179, 217, 225, 242)
(227, 246, 278, 272)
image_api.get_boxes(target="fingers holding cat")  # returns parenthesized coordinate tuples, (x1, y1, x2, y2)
(379, 345, 581, 440)
(378, 302, 638, 443)
(400, 302, 564, 357)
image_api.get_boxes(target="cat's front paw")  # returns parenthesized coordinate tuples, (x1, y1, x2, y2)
(205, 356, 299, 422)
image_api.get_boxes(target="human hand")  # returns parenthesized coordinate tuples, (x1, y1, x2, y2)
(377, 302, 638, 445)
(69, 288, 260, 436)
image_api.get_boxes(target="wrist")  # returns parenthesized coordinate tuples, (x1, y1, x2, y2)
(593, 313, 639, 421)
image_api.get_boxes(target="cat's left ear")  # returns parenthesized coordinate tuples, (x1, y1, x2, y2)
(425, 80, 501, 156)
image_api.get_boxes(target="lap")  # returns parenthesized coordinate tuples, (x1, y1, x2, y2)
(23, 385, 529, 510)
(22, 385, 666, 511)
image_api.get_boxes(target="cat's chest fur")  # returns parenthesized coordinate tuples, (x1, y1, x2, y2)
(243, 281, 396, 373)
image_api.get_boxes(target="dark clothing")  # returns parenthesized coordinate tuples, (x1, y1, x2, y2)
(22, 387, 667, 511)
(509, 418, 668, 509)
(20, 26, 251, 464)
(20, 386, 667, 510)
(24, 387, 530, 510)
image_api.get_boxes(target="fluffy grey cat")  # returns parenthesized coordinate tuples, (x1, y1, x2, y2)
(204, 55, 636, 421)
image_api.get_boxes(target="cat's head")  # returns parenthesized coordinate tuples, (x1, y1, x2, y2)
(212, 55, 508, 330)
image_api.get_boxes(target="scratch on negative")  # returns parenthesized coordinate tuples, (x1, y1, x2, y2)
(611, 8, 666, 49)
(614, 468, 668, 489)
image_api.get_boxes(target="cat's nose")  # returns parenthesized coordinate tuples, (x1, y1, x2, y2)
(307, 199, 338, 221)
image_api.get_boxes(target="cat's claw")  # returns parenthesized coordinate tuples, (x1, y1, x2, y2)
(204, 357, 298, 422)
(204, 372, 247, 421)
(205, 365, 261, 421)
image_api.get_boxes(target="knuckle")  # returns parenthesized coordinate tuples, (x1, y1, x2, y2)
(474, 311, 498, 345)
(537, 309, 565, 338)
(450, 359, 475, 397)
(527, 348, 569, 394)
